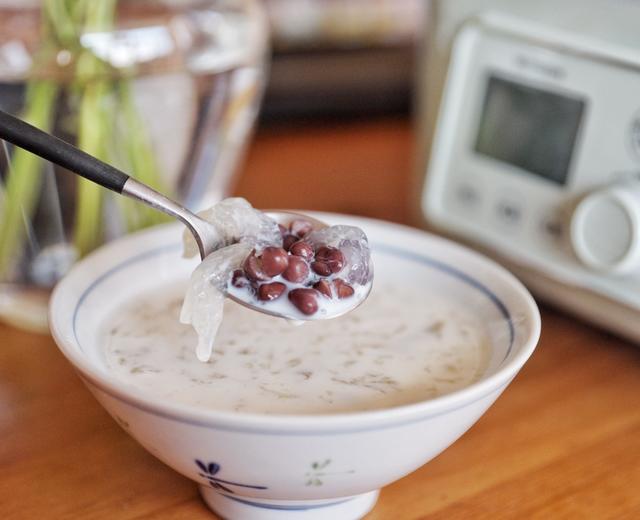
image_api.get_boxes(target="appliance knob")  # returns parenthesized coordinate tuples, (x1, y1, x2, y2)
(570, 184, 640, 274)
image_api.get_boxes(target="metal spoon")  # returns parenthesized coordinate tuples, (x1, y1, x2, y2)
(0, 110, 371, 319)
(0, 109, 219, 259)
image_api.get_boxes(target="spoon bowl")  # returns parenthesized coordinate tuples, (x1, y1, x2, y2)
(223, 210, 373, 320)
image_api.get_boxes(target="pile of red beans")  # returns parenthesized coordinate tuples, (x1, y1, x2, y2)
(230, 219, 355, 315)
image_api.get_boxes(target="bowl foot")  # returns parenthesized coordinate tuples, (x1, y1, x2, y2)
(198, 485, 379, 520)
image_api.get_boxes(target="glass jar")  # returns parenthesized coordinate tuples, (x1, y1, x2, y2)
(0, 0, 269, 331)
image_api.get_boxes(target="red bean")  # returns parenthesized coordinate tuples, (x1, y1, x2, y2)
(257, 282, 286, 301)
(243, 250, 270, 281)
(313, 280, 332, 298)
(231, 269, 249, 288)
(283, 256, 309, 283)
(283, 234, 298, 251)
(315, 246, 345, 274)
(311, 261, 332, 277)
(333, 278, 355, 299)
(289, 240, 314, 260)
(289, 219, 313, 238)
(260, 247, 289, 277)
(288, 288, 319, 315)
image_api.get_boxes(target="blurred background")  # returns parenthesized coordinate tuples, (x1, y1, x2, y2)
(0, 0, 423, 330)
(260, 0, 421, 120)
(239, 0, 422, 222)
(1, 0, 640, 346)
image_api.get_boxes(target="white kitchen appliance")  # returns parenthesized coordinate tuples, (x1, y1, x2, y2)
(418, 0, 640, 342)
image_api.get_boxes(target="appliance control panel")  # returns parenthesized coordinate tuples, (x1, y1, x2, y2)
(422, 13, 640, 341)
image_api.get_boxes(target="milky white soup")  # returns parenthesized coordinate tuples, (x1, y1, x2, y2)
(102, 283, 490, 415)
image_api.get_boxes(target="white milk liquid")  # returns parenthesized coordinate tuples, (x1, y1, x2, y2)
(102, 283, 491, 414)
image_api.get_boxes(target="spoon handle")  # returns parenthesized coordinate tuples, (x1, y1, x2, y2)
(0, 109, 220, 259)
(0, 108, 128, 192)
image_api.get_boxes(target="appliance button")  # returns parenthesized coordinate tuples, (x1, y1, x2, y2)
(454, 182, 480, 207)
(541, 216, 563, 239)
(570, 183, 640, 274)
(495, 198, 522, 225)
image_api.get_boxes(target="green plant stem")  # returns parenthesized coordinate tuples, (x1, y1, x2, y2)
(73, 77, 112, 255)
(0, 81, 59, 278)
(0, 0, 74, 279)
(72, 0, 116, 256)
(0, 0, 171, 273)
(117, 81, 171, 230)
(43, 0, 78, 46)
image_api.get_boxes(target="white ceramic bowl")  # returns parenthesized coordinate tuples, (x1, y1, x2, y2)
(49, 214, 540, 520)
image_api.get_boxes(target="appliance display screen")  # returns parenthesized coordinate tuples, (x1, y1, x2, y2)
(474, 75, 585, 185)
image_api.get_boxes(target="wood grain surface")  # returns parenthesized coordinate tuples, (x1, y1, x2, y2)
(2, 118, 640, 519)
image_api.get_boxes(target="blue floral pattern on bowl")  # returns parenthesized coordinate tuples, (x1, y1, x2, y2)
(305, 459, 355, 486)
(195, 460, 268, 493)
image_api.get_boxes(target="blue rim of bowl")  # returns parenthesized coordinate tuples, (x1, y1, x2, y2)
(51, 219, 540, 436)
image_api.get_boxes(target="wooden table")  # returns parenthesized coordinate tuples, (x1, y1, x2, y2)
(2, 118, 640, 519)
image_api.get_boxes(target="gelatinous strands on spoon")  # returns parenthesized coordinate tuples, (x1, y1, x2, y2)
(181, 198, 282, 258)
(180, 198, 374, 318)
(179, 198, 373, 362)
(181, 243, 252, 362)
